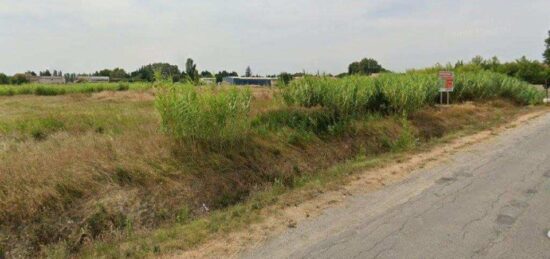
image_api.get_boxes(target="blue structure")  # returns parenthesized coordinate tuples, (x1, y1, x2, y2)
(222, 77, 274, 86)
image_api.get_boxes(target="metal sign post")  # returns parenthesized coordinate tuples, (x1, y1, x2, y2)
(438, 71, 454, 105)
(545, 79, 549, 104)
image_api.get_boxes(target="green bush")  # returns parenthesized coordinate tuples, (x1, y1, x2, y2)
(155, 84, 252, 148)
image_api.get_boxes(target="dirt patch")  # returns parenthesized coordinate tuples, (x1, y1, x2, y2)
(170, 108, 547, 258)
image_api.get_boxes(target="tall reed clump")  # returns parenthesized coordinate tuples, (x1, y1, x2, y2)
(453, 71, 543, 105)
(281, 75, 379, 119)
(155, 84, 252, 150)
(375, 73, 440, 113)
(282, 71, 542, 119)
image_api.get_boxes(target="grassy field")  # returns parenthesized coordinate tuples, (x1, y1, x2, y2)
(0, 82, 152, 96)
(0, 72, 545, 258)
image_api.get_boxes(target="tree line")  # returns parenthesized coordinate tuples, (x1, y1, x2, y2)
(2, 31, 549, 85)
(0, 58, 242, 85)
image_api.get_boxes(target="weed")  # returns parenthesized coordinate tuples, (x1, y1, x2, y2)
(176, 207, 192, 224)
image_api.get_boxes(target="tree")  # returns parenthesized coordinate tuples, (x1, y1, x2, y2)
(10, 73, 29, 85)
(544, 30, 550, 65)
(245, 66, 252, 77)
(185, 58, 200, 84)
(40, 70, 51, 76)
(94, 69, 112, 77)
(215, 71, 238, 83)
(0, 73, 9, 84)
(348, 58, 386, 75)
(64, 73, 77, 83)
(278, 72, 293, 85)
(110, 68, 129, 80)
(200, 70, 213, 78)
(130, 63, 181, 82)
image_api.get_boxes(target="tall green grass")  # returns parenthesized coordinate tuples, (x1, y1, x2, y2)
(155, 71, 542, 148)
(452, 72, 543, 104)
(282, 71, 543, 117)
(155, 84, 252, 148)
(0, 82, 151, 96)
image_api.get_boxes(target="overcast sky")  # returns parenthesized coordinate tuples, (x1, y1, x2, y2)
(0, 0, 549, 75)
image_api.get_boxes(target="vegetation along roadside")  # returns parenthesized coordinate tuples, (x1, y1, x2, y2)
(0, 71, 546, 258)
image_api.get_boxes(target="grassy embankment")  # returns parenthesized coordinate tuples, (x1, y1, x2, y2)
(0, 82, 152, 96)
(0, 71, 544, 258)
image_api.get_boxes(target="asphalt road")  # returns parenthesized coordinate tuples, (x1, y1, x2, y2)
(242, 113, 550, 259)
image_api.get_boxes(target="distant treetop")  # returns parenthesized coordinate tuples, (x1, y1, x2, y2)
(348, 58, 387, 75)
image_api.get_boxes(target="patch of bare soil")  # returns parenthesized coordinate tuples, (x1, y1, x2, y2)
(169, 109, 548, 258)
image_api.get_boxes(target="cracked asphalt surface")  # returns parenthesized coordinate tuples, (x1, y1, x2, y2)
(242, 113, 550, 259)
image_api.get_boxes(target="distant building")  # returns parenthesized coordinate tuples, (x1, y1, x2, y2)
(200, 77, 216, 85)
(28, 76, 66, 84)
(222, 77, 275, 86)
(77, 76, 110, 83)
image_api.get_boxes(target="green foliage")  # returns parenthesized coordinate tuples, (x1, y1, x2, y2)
(375, 73, 440, 113)
(277, 72, 293, 86)
(10, 73, 29, 85)
(544, 30, 550, 65)
(252, 107, 338, 135)
(411, 56, 550, 85)
(388, 118, 418, 152)
(348, 58, 386, 75)
(282, 74, 440, 117)
(0, 82, 151, 96)
(35, 86, 66, 96)
(0, 73, 9, 84)
(215, 71, 239, 83)
(282, 72, 543, 119)
(185, 58, 200, 84)
(110, 68, 129, 80)
(131, 63, 181, 82)
(116, 83, 130, 91)
(453, 71, 543, 105)
(155, 84, 252, 148)
(200, 70, 213, 78)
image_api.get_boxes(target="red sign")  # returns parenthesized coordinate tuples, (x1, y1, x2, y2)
(439, 71, 454, 92)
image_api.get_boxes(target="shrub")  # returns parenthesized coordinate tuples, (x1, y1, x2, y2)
(155, 84, 252, 149)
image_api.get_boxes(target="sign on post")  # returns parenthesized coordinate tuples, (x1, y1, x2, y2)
(439, 71, 454, 92)
(438, 71, 454, 105)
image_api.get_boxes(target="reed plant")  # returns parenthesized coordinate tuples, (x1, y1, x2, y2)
(155, 84, 252, 149)
(282, 71, 542, 118)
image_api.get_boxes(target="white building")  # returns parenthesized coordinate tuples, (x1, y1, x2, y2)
(28, 76, 66, 84)
(77, 76, 110, 83)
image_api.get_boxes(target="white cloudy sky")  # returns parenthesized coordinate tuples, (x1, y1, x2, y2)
(0, 0, 549, 75)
